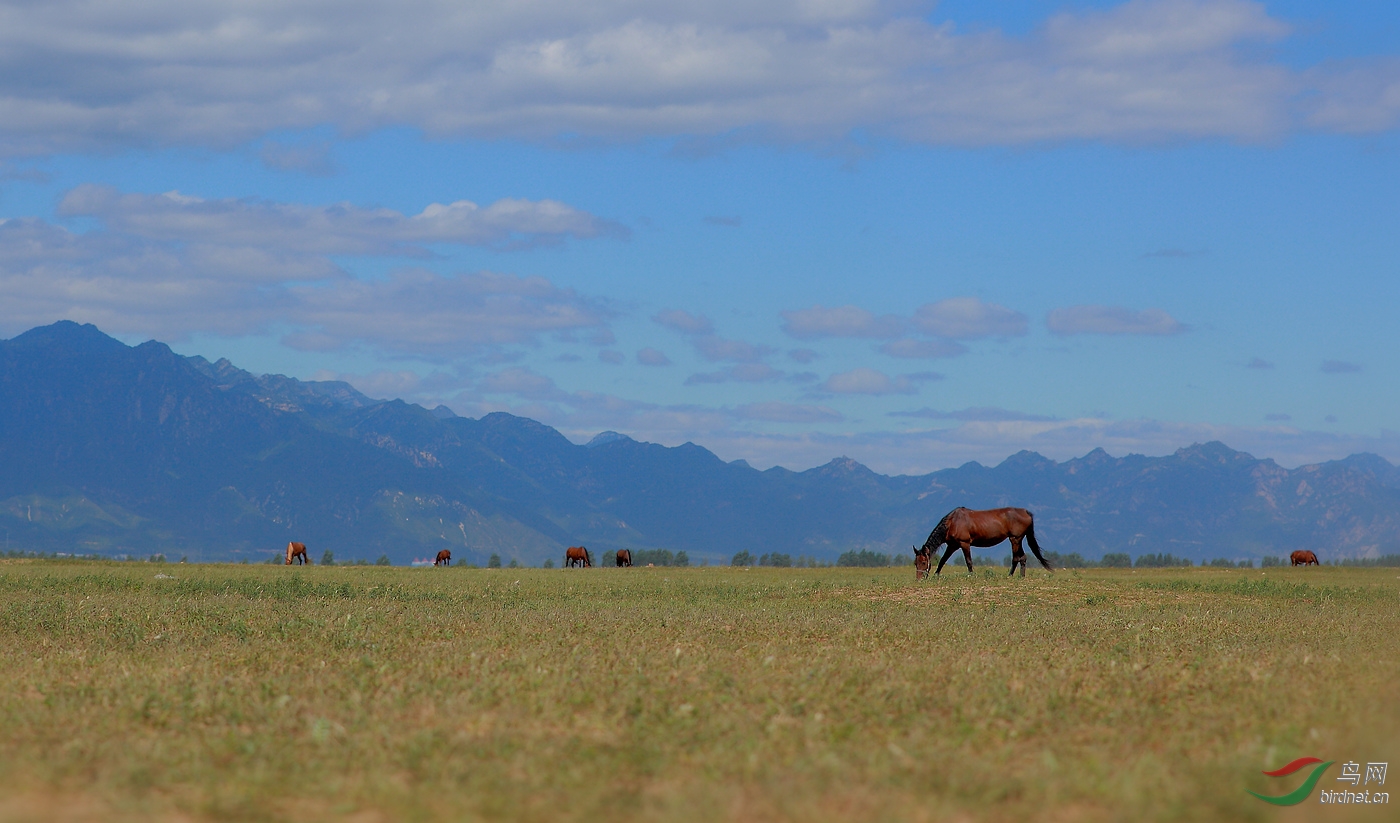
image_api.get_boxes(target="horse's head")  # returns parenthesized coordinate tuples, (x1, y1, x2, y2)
(913, 545, 931, 580)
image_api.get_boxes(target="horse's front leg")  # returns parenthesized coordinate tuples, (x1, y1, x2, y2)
(934, 544, 959, 576)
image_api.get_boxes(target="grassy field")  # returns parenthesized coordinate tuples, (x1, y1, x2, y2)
(0, 560, 1396, 823)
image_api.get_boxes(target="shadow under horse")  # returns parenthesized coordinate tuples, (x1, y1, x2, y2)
(914, 507, 1053, 578)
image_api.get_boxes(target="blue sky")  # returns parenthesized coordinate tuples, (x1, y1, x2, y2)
(1, 0, 1397, 473)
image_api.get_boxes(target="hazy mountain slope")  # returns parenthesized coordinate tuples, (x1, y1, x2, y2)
(3, 322, 1397, 564)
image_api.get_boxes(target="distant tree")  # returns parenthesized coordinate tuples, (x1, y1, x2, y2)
(507, 558, 520, 569)
(375, 554, 391, 566)
(488, 553, 502, 569)
(1237, 559, 1254, 568)
(731, 551, 754, 567)
(633, 548, 677, 566)
(1135, 553, 1191, 568)
(675, 551, 689, 567)
(1334, 554, 1400, 567)
(759, 552, 792, 567)
(1260, 556, 1284, 567)
(1100, 553, 1131, 568)
(542, 558, 555, 569)
(264, 554, 279, 564)
(1208, 558, 1235, 568)
(321, 550, 335, 566)
(601, 550, 616, 567)
(1043, 551, 1088, 569)
(837, 549, 893, 567)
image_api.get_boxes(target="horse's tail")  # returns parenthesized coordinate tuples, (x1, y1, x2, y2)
(585, 548, 592, 567)
(1026, 516, 1053, 571)
(921, 509, 955, 553)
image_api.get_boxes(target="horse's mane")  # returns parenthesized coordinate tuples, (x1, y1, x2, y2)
(921, 509, 958, 552)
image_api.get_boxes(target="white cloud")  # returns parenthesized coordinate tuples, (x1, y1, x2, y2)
(780, 304, 902, 339)
(1320, 360, 1361, 374)
(260, 139, 336, 176)
(652, 308, 714, 334)
(879, 338, 966, 359)
(736, 401, 843, 423)
(685, 363, 784, 385)
(290, 270, 613, 353)
(477, 367, 570, 401)
(889, 406, 1056, 422)
(58, 185, 624, 253)
(692, 334, 775, 363)
(911, 297, 1028, 339)
(1046, 305, 1186, 336)
(821, 367, 915, 395)
(0, 1, 1393, 155)
(0, 191, 616, 351)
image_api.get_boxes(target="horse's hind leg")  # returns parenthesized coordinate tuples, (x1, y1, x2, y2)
(1011, 537, 1027, 577)
(960, 542, 974, 574)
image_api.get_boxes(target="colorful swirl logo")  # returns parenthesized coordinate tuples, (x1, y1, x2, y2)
(1248, 757, 1335, 805)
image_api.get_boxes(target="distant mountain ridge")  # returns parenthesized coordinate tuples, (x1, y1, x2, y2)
(2, 321, 1397, 564)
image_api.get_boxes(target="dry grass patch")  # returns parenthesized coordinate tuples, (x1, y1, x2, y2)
(0, 561, 1396, 822)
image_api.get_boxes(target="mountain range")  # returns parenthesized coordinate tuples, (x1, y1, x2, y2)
(3, 321, 1398, 565)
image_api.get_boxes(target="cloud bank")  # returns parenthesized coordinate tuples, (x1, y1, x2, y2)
(0, 186, 617, 352)
(0, 0, 1396, 155)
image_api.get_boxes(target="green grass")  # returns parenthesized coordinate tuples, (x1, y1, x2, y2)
(1, 561, 1397, 822)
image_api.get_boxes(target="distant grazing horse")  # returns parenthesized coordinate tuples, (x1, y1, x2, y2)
(1291, 550, 1319, 566)
(616, 549, 632, 567)
(915, 507, 1052, 578)
(434, 549, 452, 567)
(285, 542, 308, 565)
(565, 546, 592, 568)
(914, 546, 931, 580)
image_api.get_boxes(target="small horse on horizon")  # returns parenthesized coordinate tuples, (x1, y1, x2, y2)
(434, 549, 452, 567)
(914, 548, 931, 580)
(616, 549, 632, 567)
(914, 507, 1052, 578)
(285, 542, 308, 565)
(1290, 550, 1319, 566)
(565, 546, 592, 568)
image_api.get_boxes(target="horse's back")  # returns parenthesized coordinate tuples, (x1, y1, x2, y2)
(954, 507, 1033, 541)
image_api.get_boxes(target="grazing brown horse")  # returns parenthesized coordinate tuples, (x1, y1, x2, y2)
(616, 548, 632, 567)
(285, 542, 308, 565)
(565, 546, 592, 568)
(914, 547, 931, 580)
(1290, 550, 1319, 566)
(434, 549, 452, 567)
(915, 507, 1052, 577)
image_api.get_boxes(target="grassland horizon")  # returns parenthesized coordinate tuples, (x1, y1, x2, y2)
(1, 559, 1396, 822)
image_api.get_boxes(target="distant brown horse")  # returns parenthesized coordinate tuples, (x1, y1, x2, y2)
(565, 546, 592, 568)
(915, 507, 1052, 577)
(616, 549, 632, 567)
(285, 542, 308, 565)
(434, 549, 452, 567)
(1290, 550, 1319, 566)
(914, 547, 931, 580)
